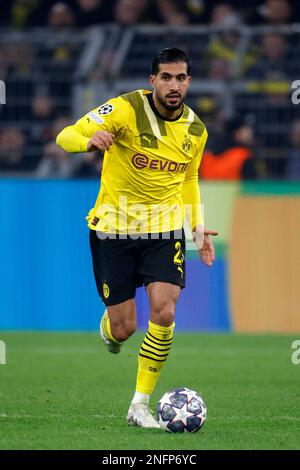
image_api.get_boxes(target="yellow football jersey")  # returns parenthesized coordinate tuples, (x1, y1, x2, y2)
(56, 89, 207, 234)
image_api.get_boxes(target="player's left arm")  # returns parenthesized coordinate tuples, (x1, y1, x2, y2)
(181, 127, 218, 267)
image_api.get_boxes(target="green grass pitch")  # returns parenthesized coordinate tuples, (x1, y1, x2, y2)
(0, 332, 299, 450)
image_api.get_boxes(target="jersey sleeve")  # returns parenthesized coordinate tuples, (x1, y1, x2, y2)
(182, 127, 208, 230)
(56, 96, 130, 153)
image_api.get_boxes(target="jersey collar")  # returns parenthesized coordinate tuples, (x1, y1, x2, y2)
(146, 93, 184, 122)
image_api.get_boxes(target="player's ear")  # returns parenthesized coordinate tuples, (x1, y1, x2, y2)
(149, 74, 156, 88)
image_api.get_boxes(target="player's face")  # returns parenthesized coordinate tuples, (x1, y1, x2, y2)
(150, 62, 191, 111)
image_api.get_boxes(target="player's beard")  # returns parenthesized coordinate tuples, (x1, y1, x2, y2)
(155, 90, 184, 111)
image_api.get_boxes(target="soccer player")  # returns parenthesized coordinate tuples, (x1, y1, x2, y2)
(56, 48, 218, 429)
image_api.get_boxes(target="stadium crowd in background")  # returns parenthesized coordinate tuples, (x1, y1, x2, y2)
(0, 0, 300, 179)
(1, 0, 300, 29)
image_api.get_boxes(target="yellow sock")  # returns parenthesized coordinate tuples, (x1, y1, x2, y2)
(100, 310, 119, 343)
(136, 320, 175, 395)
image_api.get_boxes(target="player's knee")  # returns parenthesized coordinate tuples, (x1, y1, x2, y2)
(124, 319, 136, 338)
(111, 320, 136, 342)
(151, 304, 175, 327)
(158, 311, 175, 327)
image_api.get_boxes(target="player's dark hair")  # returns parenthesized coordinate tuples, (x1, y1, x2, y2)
(151, 48, 191, 76)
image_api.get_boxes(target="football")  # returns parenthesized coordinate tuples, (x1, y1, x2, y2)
(157, 387, 207, 433)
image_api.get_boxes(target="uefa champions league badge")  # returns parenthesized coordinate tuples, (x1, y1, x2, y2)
(98, 104, 114, 115)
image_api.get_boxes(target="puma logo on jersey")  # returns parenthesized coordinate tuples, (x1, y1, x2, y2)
(139, 133, 158, 149)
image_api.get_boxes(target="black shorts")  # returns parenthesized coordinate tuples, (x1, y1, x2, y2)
(89, 229, 185, 306)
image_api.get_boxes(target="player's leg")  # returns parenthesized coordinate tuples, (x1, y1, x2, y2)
(100, 299, 136, 354)
(89, 230, 139, 353)
(127, 231, 185, 428)
(127, 282, 180, 428)
(133, 283, 179, 402)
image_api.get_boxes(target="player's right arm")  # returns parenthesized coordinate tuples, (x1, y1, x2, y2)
(182, 126, 218, 266)
(56, 97, 129, 153)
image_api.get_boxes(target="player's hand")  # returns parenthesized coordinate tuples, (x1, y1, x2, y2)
(200, 228, 218, 267)
(87, 131, 115, 152)
(193, 225, 218, 267)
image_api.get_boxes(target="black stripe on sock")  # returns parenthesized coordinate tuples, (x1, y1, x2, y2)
(147, 331, 173, 343)
(138, 353, 167, 363)
(146, 334, 173, 347)
(140, 346, 169, 358)
(143, 339, 171, 353)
